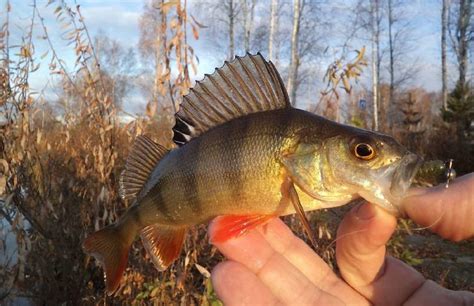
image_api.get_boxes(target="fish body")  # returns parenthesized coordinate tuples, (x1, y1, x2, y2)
(138, 109, 355, 226)
(83, 54, 422, 295)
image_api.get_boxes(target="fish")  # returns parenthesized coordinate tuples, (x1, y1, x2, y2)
(82, 53, 423, 295)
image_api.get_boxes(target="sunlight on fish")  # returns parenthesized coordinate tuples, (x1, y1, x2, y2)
(82, 53, 424, 295)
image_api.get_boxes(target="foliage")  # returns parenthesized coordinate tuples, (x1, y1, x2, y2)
(0, 0, 204, 304)
(442, 82, 474, 137)
(439, 81, 474, 174)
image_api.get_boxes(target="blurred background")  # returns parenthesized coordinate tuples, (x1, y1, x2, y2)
(0, 0, 473, 304)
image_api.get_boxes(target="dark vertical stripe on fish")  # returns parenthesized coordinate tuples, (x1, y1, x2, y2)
(151, 187, 172, 221)
(185, 138, 203, 215)
(277, 109, 294, 140)
(229, 118, 251, 203)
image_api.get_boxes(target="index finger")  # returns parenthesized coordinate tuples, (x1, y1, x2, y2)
(401, 173, 474, 241)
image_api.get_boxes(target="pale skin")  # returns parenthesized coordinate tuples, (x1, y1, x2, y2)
(210, 173, 474, 305)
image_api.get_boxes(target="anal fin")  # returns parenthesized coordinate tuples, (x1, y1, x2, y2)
(209, 215, 275, 244)
(140, 225, 187, 271)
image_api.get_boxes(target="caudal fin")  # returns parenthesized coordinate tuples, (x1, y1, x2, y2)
(82, 225, 131, 295)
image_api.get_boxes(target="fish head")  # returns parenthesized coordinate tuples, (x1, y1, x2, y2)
(324, 130, 422, 215)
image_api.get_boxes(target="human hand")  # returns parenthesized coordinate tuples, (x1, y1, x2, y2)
(210, 217, 369, 305)
(210, 174, 474, 305)
(401, 172, 474, 241)
(336, 173, 474, 305)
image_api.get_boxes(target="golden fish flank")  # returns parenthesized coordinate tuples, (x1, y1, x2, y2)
(82, 53, 422, 295)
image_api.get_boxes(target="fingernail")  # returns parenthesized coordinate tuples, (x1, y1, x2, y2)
(354, 203, 376, 220)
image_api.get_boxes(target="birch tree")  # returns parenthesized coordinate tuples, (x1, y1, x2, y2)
(192, 0, 241, 60)
(385, 0, 418, 130)
(287, 0, 301, 105)
(450, 0, 472, 86)
(388, 0, 395, 108)
(242, 0, 257, 52)
(268, 0, 278, 61)
(371, 0, 380, 131)
(442, 0, 449, 109)
(227, 0, 237, 59)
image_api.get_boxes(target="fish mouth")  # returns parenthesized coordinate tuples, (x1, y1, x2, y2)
(390, 153, 423, 203)
(356, 153, 423, 215)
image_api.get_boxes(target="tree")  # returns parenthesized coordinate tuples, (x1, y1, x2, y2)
(227, 0, 238, 59)
(442, 0, 449, 109)
(384, 0, 418, 130)
(138, 0, 173, 115)
(450, 0, 472, 87)
(371, 0, 380, 131)
(443, 0, 474, 161)
(268, 0, 278, 61)
(94, 34, 137, 108)
(192, 0, 242, 60)
(287, 0, 301, 105)
(242, 0, 257, 52)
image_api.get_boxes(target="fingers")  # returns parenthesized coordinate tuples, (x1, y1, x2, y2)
(212, 261, 279, 306)
(210, 218, 357, 306)
(254, 218, 368, 304)
(402, 173, 474, 241)
(336, 203, 426, 305)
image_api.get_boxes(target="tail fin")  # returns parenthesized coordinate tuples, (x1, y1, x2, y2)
(82, 225, 132, 295)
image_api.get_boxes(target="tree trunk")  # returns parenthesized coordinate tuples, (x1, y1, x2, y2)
(288, 0, 301, 106)
(457, 0, 471, 86)
(153, 0, 170, 108)
(388, 0, 394, 117)
(268, 0, 278, 61)
(228, 0, 235, 60)
(243, 0, 249, 52)
(243, 0, 256, 53)
(441, 0, 449, 109)
(371, 0, 379, 131)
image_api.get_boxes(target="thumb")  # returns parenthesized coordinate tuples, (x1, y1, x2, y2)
(336, 203, 427, 305)
(336, 202, 396, 288)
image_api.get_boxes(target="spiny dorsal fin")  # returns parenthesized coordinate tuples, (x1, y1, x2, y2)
(140, 224, 187, 271)
(119, 135, 169, 202)
(173, 53, 291, 146)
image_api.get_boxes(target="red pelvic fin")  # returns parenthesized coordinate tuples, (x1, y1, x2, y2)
(82, 225, 130, 295)
(209, 215, 275, 244)
(140, 224, 187, 271)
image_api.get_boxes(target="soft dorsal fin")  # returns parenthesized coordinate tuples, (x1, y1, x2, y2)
(173, 53, 291, 146)
(119, 135, 169, 202)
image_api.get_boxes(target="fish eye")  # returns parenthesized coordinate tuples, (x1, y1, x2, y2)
(354, 143, 376, 160)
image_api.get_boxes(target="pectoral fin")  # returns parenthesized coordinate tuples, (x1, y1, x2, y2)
(287, 180, 318, 249)
(140, 224, 187, 271)
(209, 215, 275, 243)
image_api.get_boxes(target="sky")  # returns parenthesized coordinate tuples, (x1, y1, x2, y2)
(3, 0, 464, 113)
